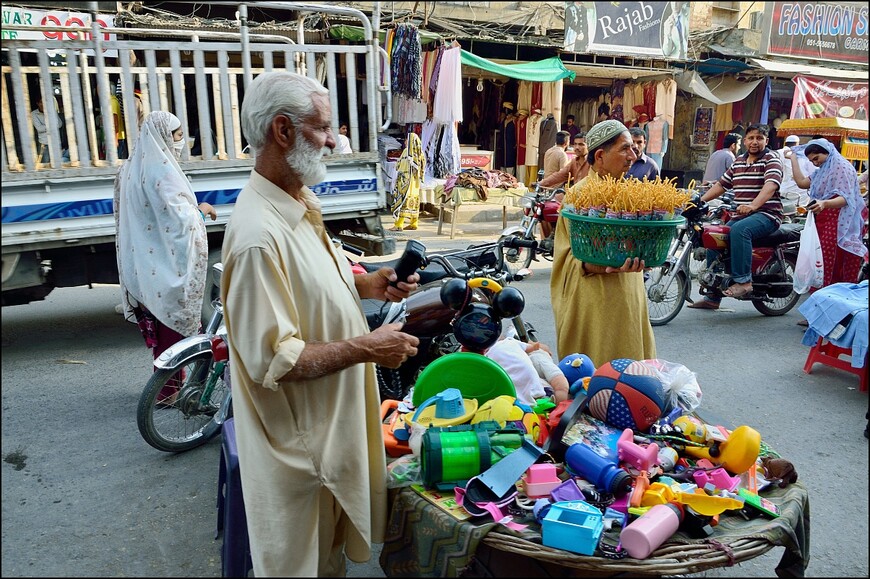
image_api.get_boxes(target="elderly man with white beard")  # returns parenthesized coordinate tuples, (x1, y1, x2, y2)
(220, 71, 420, 577)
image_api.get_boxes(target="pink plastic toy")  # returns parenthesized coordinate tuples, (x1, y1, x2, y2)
(617, 428, 659, 472)
(693, 467, 741, 492)
(522, 464, 563, 498)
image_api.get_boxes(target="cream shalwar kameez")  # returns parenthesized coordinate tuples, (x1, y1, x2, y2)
(220, 171, 387, 577)
(550, 170, 657, 366)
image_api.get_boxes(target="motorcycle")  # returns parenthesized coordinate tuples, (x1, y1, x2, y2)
(645, 193, 804, 326)
(357, 236, 539, 401)
(137, 237, 538, 452)
(137, 262, 232, 453)
(498, 183, 564, 276)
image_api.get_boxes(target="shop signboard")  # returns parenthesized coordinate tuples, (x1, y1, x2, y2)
(460, 152, 493, 171)
(1, 6, 116, 56)
(564, 1, 690, 60)
(762, 1, 869, 65)
(790, 75, 869, 121)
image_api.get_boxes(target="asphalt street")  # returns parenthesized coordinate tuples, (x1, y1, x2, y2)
(2, 214, 868, 577)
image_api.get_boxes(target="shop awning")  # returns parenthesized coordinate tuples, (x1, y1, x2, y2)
(460, 50, 576, 83)
(672, 58, 752, 76)
(675, 70, 763, 105)
(748, 58, 868, 81)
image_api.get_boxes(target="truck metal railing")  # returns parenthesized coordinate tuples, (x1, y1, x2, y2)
(1, 2, 384, 176)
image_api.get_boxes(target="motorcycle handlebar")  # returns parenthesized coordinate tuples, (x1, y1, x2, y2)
(423, 237, 528, 282)
(533, 183, 565, 201)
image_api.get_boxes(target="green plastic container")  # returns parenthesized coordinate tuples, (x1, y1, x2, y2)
(412, 352, 516, 408)
(561, 210, 685, 268)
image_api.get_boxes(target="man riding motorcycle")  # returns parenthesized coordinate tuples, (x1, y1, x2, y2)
(537, 135, 590, 239)
(688, 123, 784, 309)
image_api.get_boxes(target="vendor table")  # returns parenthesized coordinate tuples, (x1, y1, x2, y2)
(379, 480, 810, 578)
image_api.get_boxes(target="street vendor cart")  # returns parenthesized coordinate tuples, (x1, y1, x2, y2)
(778, 117, 868, 173)
(379, 399, 810, 578)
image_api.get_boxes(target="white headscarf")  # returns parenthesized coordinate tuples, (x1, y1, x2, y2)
(113, 111, 208, 337)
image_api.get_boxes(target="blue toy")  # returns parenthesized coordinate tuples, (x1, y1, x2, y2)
(558, 353, 596, 386)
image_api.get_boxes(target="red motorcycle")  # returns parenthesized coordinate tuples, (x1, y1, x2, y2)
(645, 193, 803, 326)
(499, 184, 564, 276)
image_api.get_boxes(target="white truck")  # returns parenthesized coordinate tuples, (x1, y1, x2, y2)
(1, 2, 393, 315)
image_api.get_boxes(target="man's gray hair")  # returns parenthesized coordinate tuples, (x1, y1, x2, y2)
(241, 71, 328, 154)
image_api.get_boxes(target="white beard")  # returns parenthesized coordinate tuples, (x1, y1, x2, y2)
(286, 130, 328, 187)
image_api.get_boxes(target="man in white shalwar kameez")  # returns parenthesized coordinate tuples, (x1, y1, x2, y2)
(221, 71, 420, 577)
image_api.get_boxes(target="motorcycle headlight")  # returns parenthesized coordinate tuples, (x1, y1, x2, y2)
(521, 196, 535, 210)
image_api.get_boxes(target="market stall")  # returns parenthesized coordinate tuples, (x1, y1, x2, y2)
(377, 182, 810, 576)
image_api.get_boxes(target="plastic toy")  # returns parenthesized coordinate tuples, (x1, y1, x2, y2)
(681, 425, 762, 475)
(617, 428, 660, 472)
(541, 500, 604, 556)
(521, 464, 563, 499)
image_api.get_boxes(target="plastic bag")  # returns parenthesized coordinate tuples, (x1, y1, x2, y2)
(793, 211, 824, 294)
(640, 359, 703, 414)
(386, 454, 422, 489)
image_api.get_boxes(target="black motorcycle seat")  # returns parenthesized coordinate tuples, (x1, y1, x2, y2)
(357, 247, 498, 286)
(755, 223, 803, 247)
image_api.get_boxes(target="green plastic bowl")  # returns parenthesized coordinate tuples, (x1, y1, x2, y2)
(412, 352, 516, 408)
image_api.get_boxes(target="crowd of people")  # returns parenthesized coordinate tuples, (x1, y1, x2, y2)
(108, 66, 868, 576)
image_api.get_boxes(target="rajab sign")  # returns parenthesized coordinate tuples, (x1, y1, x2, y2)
(564, 1, 690, 59)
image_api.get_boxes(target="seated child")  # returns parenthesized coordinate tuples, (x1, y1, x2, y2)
(485, 334, 570, 405)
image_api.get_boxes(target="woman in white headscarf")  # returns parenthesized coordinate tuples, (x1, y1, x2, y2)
(113, 111, 216, 398)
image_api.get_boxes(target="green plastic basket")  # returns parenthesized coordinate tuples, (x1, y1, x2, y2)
(561, 211, 685, 268)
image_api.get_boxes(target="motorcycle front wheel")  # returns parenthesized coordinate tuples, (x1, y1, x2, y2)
(136, 352, 231, 453)
(645, 268, 689, 326)
(752, 252, 800, 316)
(499, 232, 535, 275)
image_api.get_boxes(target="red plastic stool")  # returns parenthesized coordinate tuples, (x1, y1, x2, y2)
(803, 337, 869, 392)
(216, 418, 254, 577)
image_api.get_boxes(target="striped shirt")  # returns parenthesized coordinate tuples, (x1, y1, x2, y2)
(719, 148, 783, 225)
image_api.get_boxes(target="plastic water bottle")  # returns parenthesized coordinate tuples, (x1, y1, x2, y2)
(564, 442, 632, 495)
(620, 503, 684, 559)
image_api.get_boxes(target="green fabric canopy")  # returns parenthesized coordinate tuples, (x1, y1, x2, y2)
(328, 26, 575, 83)
(460, 50, 576, 82)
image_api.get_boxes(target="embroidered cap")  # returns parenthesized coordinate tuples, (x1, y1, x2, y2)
(586, 119, 628, 151)
(784, 135, 800, 145)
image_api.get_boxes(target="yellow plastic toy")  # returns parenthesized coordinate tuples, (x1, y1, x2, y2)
(676, 489, 745, 517)
(681, 425, 762, 475)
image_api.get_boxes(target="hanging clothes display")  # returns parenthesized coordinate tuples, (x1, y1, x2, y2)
(525, 107, 543, 183)
(500, 108, 518, 175)
(611, 80, 626, 123)
(391, 133, 425, 230)
(390, 24, 422, 99)
(655, 78, 677, 139)
(515, 108, 529, 183)
(423, 118, 461, 181)
(432, 45, 463, 124)
(537, 113, 558, 168)
(517, 81, 533, 116)
(646, 114, 669, 167)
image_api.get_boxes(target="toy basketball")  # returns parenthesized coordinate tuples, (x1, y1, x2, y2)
(586, 358, 666, 432)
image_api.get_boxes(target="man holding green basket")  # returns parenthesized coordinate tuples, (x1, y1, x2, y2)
(550, 119, 656, 367)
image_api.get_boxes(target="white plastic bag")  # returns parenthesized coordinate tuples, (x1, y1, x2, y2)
(639, 359, 703, 414)
(793, 211, 824, 294)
